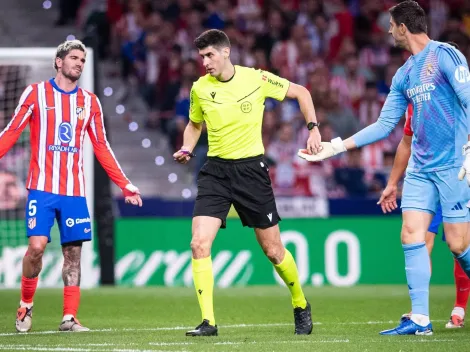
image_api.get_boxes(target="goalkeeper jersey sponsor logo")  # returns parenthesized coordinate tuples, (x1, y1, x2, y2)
(406, 83, 436, 103)
(454, 65, 470, 83)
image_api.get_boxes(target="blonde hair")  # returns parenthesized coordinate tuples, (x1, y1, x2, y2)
(54, 40, 87, 71)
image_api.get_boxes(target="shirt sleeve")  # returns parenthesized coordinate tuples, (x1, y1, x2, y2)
(259, 70, 290, 101)
(352, 71, 408, 147)
(87, 95, 130, 189)
(403, 104, 413, 136)
(0, 85, 35, 159)
(437, 45, 470, 132)
(189, 84, 204, 123)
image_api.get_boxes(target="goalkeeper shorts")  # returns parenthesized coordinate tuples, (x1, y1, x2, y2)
(401, 167, 470, 223)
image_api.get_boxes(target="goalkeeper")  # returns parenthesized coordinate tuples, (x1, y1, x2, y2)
(379, 103, 470, 329)
(299, 1, 470, 335)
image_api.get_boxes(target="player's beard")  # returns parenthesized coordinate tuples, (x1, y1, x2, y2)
(392, 35, 406, 49)
(62, 67, 82, 82)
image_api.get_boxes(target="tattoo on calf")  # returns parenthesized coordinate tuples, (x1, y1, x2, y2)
(62, 243, 82, 286)
(29, 263, 42, 278)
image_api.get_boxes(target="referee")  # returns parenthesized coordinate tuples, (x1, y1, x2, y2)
(173, 29, 322, 337)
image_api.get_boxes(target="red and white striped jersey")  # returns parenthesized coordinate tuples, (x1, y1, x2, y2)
(404, 104, 413, 136)
(0, 79, 130, 197)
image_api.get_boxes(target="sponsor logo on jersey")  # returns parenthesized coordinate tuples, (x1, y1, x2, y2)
(65, 217, 91, 228)
(406, 83, 436, 103)
(76, 217, 91, 225)
(66, 218, 75, 227)
(58, 122, 73, 143)
(48, 145, 79, 153)
(266, 77, 283, 88)
(455, 65, 470, 84)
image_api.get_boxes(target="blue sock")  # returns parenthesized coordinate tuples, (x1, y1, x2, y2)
(456, 244, 470, 277)
(403, 242, 430, 317)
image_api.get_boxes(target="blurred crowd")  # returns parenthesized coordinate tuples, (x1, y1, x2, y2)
(50, 0, 470, 198)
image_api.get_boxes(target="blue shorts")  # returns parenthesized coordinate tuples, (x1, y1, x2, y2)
(26, 190, 92, 245)
(402, 167, 470, 223)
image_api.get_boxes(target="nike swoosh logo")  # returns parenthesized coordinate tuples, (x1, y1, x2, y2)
(84, 228, 91, 233)
(45, 106, 55, 110)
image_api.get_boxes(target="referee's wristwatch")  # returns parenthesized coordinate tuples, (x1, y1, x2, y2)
(307, 122, 320, 131)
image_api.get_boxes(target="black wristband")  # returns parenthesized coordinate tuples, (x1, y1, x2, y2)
(307, 122, 320, 130)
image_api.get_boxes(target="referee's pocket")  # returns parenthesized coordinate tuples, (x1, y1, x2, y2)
(256, 160, 272, 186)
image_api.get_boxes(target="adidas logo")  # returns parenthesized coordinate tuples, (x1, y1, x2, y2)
(451, 202, 464, 211)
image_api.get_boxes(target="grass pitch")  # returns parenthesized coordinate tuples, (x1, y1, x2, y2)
(0, 286, 467, 352)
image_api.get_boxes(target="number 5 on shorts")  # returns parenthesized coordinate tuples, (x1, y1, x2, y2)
(28, 200, 37, 217)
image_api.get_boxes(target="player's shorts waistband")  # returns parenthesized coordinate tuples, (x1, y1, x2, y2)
(207, 154, 264, 164)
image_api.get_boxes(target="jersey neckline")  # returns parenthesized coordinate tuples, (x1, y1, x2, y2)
(412, 40, 433, 61)
(217, 65, 236, 83)
(49, 78, 79, 95)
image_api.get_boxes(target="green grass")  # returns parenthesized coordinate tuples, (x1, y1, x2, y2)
(0, 286, 467, 351)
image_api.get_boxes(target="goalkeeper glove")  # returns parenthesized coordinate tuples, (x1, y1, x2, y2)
(122, 183, 140, 197)
(458, 142, 470, 186)
(297, 137, 347, 162)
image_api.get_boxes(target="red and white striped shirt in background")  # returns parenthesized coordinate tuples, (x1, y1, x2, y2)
(404, 104, 413, 136)
(0, 79, 130, 197)
(270, 40, 299, 82)
(359, 47, 389, 69)
(330, 74, 366, 110)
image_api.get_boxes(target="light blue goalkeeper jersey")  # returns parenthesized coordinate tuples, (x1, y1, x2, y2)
(353, 40, 470, 172)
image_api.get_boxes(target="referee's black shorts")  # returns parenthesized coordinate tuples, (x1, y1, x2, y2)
(193, 155, 281, 229)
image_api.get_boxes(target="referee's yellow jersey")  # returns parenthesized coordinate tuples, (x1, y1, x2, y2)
(189, 65, 289, 159)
